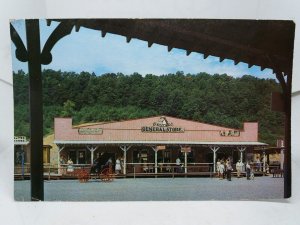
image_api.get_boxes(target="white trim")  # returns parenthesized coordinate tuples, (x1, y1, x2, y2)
(54, 140, 267, 146)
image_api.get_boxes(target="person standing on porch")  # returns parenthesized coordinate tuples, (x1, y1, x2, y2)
(67, 158, 74, 172)
(256, 157, 261, 171)
(216, 159, 221, 177)
(236, 160, 242, 178)
(246, 161, 251, 180)
(219, 161, 225, 180)
(226, 160, 233, 181)
(115, 157, 121, 174)
(176, 157, 181, 173)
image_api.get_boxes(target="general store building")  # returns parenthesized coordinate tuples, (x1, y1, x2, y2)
(54, 116, 267, 175)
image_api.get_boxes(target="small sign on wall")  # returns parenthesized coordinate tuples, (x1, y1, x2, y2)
(78, 128, 103, 135)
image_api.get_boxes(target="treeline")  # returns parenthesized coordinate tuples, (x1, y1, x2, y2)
(14, 69, 284, 145)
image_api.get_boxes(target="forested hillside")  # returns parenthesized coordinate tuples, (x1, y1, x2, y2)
(13, 69, 284, 145)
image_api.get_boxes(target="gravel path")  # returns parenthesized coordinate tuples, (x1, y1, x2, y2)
(14, 176, 284, 201)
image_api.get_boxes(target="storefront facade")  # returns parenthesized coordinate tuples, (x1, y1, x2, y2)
(54, 116, 267, 174)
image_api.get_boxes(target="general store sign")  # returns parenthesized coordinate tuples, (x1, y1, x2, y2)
(78, 128, 103, 135)
(141, 116, 184, 133)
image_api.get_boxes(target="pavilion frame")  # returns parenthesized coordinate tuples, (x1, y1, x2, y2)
(10, 19, 294, 200)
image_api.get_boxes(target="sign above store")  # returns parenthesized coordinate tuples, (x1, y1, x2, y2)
(141, 116, 184, 133)
(219, 130, 240, 137)
(78, 128, 103, 135)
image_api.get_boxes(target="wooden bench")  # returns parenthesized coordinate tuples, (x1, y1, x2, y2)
(271, 169, 284, 178)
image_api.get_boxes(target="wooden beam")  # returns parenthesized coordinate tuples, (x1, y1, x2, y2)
(186, 50, 191, 56)
(168, 46, 173, 52)
(75, 25, 80, 32)
(101, 30, 107, 38)
(148, 41, 153, 48)
(46, 20, 51, 26)
(26, 19, 44, 201)
(126, 36, 132, 43)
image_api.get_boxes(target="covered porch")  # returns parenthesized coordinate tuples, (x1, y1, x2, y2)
(55, 140, 267, 177)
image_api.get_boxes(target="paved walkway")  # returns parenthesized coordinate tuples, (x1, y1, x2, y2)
(14, 176, 284, 201)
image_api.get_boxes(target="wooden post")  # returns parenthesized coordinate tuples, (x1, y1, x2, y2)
(87, 145, 98, 165)
(120, 146, 131, 175)
(210, 146, 220, 173)
(237, 147, 246, 163)
(151, 146, 158, 174)
(184, 151, 187, 174)
(26, 19, 44, 201)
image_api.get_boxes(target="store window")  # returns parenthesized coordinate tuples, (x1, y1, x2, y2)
(133, 149, 148, 163)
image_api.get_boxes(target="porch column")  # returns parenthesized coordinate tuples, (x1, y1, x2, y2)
(120, 146, 131, 174)
(57, 145, 65, 175)
(209, 146, 220, 173)
(263, 150, 266, 173)
(237, 147, 246, 163)
(184, 151, 187, 173)
(87, 145, 99, 165)
(280, 148, 284, 170)
(151, 146, 158, 174)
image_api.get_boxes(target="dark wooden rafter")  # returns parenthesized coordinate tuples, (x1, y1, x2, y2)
(276, 71, 287, 96)
(41, 21, 76, 65)
(126, 36, 132, 43)
(203, 53, 209, 59)
(186, 50, 192, 56)
(10, 24, 28, 62)
(101, 30, 107, 38)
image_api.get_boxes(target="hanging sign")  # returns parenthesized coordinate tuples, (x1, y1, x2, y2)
(157, 145, 166, 150)
(181, 147, 191, 153)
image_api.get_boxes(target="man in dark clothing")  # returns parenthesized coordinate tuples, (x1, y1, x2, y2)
(227, 161, 233, 181)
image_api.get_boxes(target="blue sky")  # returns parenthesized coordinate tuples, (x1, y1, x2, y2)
(11, 19, 275, 79)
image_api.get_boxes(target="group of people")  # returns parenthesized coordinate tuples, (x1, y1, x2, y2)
(217, 158, 258, 181)
(217, 158, 254, 181)
(90, 156, 123, 174)
(216, 158, 234, 181)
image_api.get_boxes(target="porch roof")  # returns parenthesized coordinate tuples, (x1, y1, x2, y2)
(54, 140, 267, 147)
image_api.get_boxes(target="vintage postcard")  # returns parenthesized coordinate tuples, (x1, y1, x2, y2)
(11, 19, 295, 201)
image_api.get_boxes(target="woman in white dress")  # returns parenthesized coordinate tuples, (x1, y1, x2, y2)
(219, 161, 225, 179)
(216, 159, 221, 177)
(115, 158, 121, 174)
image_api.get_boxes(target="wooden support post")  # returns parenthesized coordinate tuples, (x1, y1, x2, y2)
(57, 146, 65, 175)
(87, 145, 98, 165)
(151, 146, 158, 174)
(26, 19, 44, 201)
(280, 148, 284, 170)
(209, 146, 220, 173)
(263, 151, 266, 173)
(120, 146, 131, 175)
(184, 151, 187, 174)
(237, 147, 246, 163)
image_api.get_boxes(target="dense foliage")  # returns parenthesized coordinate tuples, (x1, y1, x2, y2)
(13, 69, 284, 145)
